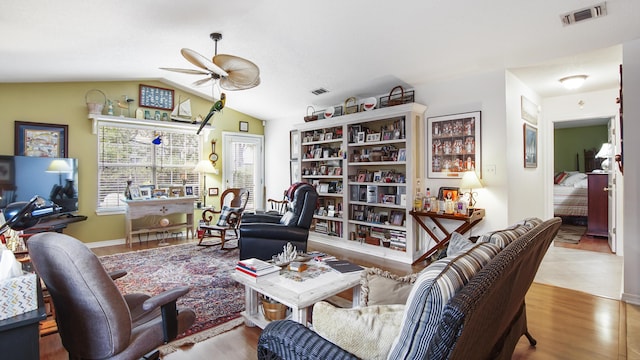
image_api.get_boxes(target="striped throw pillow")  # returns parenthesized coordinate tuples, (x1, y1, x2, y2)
(476, 224, 530, 249)
(387, 242, 501, 360)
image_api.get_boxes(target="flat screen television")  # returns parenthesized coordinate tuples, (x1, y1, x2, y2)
(0, 155, 79, 214)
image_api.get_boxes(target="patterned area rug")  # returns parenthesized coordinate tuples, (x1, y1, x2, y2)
(99, 243, 245, 354)
(554, 224, 586, 244)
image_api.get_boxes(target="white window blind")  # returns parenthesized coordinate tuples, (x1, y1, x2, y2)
(97, 122, 201, 212)
(227, 139, 259, 211)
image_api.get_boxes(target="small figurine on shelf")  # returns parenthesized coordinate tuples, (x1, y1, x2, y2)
(107, 100, 114, 116)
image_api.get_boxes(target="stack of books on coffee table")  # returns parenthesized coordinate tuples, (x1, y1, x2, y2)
(236, 258, 281, 282)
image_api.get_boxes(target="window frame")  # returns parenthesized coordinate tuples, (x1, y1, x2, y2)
(95, 118, 203, 214)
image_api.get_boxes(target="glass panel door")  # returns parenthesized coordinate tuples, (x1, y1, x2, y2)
(222, 133, 264, 211)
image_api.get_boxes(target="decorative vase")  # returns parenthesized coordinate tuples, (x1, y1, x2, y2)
(124, 180, 133, 200)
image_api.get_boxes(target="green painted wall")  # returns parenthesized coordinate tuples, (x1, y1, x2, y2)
(554, 125, 608, 173)
(0, 81, 263, 244)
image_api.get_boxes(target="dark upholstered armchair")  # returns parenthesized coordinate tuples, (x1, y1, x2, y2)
(239, 183, 318, 261)
(28, 232, 196, 360)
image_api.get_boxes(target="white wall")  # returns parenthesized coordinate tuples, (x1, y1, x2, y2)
(622, 38, 640, 305)
(413, 70, 510, 234)
(505, 73, 547, 222)
(264, 118, 297, 201)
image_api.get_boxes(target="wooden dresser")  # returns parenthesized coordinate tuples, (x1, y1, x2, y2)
(586, 173, 608, 237)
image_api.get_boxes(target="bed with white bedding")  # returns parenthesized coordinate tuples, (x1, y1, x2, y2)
(553, 172, 589, 217)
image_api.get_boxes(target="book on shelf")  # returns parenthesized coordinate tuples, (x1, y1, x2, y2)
(325, 260, 364, 273)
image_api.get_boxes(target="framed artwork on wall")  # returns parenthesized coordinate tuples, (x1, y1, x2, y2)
(520, 96, 539, 125)
(524, 123, 538, 168)
(14, 121, 68, 157)
(290, 130, 300, 160)
(427, 111, 481, 179)
(0, 156, 14, 185)
(290, 161, 300, 184)
(139, 84, 174, 110)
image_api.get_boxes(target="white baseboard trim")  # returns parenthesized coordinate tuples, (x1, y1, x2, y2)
(621, 292, 640, 306)
(86, 238, 126, 249)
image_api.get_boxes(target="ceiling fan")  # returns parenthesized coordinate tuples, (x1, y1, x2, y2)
(161, 32, 260, 91)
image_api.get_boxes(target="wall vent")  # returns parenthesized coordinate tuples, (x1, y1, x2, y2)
(561, 2, 607, 26)
(311, 88, 329, 95)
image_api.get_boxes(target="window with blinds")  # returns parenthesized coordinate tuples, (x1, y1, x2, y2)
(97, 122, 201, 212)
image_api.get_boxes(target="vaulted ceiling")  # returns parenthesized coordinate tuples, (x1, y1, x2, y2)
(1, 1, 638, 122)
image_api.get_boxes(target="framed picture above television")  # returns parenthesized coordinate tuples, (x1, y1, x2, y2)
(14, 121, 68, 158)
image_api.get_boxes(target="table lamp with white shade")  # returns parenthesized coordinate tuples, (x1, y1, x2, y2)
(595, 143, 614, 171)
(193, 160, 219, 207)
(460, 171, 483, 208)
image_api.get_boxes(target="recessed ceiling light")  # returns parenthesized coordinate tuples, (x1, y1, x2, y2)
(559, 75, 588, 90)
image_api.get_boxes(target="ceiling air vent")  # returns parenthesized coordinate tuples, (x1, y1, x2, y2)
(561, 2, 607, 26)
(311, 88, 329, 96)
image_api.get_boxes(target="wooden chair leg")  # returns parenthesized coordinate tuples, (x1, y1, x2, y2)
(524, 330, 537, 346)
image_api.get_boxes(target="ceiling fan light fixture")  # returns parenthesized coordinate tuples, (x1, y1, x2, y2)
(559, 75, 588, 90)
(161, 32, 260, 91)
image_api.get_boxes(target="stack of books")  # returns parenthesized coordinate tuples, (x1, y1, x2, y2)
(236, 258, 281, 282)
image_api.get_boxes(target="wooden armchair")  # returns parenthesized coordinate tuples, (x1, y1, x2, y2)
(198, 188, 249, 249)
(266, 189, 289, 215)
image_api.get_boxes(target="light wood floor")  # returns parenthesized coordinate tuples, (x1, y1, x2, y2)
(39, 237, 639, 360)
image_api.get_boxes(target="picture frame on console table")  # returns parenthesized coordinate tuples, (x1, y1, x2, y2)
(14, 121, 68, 157)
(438, 187, 460, 201)
(139, 185, 154, 199)
(427, 111, 481, 179)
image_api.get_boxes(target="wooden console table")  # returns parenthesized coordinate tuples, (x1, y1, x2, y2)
(410, 208, 485, 265)
(124, 197, 196, 247)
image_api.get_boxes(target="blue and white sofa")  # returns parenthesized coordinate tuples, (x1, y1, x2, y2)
(257, 217, 561, 360)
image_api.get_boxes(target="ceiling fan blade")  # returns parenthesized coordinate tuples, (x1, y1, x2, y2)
(220, 75, 260, 91)
(192, 77, 213, 86)
(214, 54, 260, 86)
(160, 67, 211, 75)
(181, 48, 229, 77)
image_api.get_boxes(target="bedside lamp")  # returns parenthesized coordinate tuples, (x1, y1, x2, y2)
(194, 160, 219, 207)
(460, 171, 483, 208)
(595, 143, 614, 171)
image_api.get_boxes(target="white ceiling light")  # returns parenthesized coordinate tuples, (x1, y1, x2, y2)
(559, 75, 588, 90)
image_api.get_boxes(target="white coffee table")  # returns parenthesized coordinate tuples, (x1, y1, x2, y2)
(232, 263, 362, 328)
